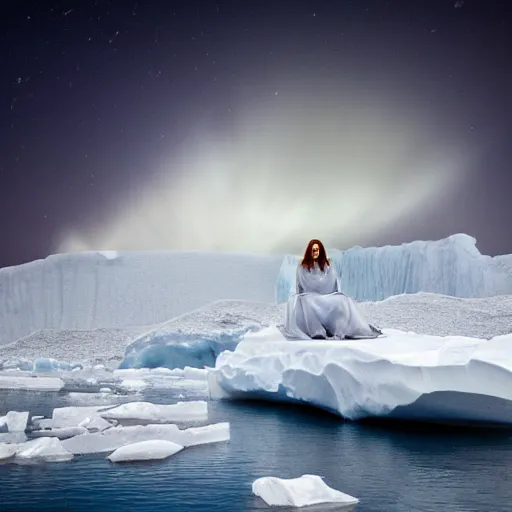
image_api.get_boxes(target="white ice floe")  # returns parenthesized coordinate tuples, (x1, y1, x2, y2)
(31, 426, 88, 439)
(16, 437, 74, 462)
(99, 401, 208, 423)
(0, 411, 29, 432)
(52, 406, 115, 428)
(61, 422, 230, 455)
(0, 375, 64, 391)
(252, 475, 359, 508)
(78, 415, 114, 432)
(111, 367, 209, 391)
(119, 379, 147, 391)
(30, 417, 54, 430)
(0, 443, 17, 461)
(113, 367, 208, 381)
(112, 366, 208, 385)
(107, 439, 184, 463)
(61, 392, 129, 406)
(0, 433, 27, 444)
(210, 326, 512, 425)
(179, 422, 230, 447)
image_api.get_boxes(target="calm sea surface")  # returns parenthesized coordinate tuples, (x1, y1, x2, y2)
(1, 387, 512, 512)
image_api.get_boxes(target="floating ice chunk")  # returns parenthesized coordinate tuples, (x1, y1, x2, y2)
(182, 367, 208, 380)
(62, 392, 124, 406)
(100, 387, 112, 393)
(78, 415, 113, 432)
(113, 368, 175, 379)
(99, 401, 208, 423)
(179, 422, 230, 447)
(0, 376, 64, 391)
(164, 379, 209, 391)
(52, 406, 115, 428)
(31, 417, 53, 430)
(252, 475, 359, 508)
(16, 437, 74, 462)
(31, 426, 87, 439)
(111, 367, 209, 392)
(0, 433, 27, 444)
(3, 411, 29, 432)
(0, 443, 17, 461)
(119, 379, 147, 391)
(107, 440, 184, 463)
(61, 422, 229, 455)
(33, 358, 83, 372)
(62, 424, 181, 455)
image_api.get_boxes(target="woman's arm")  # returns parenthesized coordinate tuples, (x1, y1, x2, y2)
(330, 263, 342, 293)
(296, 265, 304, 294)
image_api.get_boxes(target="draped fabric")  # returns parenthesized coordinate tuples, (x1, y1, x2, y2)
(284, 262, 381, 340)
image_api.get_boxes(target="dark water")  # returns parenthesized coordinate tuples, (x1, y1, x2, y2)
(1, 388, 512, 512)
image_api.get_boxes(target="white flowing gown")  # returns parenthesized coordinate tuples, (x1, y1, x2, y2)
(284, 261, 381, 340)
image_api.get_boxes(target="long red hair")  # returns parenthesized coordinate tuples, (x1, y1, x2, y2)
(301, 239, 330, 272)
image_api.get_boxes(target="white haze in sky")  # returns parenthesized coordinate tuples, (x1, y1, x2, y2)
(57, 92, 470, 255)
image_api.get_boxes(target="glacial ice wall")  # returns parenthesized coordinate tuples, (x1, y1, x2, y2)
(276, 234, 512, 303)
(0, 251, 283, 346)
(2, 234, 510, 349)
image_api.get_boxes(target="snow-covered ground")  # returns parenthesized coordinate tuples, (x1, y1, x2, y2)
(0, 326, 154, 370)
(2, 293, 511, 371)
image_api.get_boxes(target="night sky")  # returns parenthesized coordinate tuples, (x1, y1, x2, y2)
(1, 0, 510, 268)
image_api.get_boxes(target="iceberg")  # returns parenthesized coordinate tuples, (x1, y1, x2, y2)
(252, 475, 359, 508)
(276, 234, 512, 303)
(120, 300, 282, 370)
(209, 327, 512, 426)
(107, 439, 184, 463)
(0, 250, 283, 346)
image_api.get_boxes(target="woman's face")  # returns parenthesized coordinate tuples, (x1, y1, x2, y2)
(312, 243, 320, 260)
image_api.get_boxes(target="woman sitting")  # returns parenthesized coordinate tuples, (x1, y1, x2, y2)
(284, 239, 382, 340)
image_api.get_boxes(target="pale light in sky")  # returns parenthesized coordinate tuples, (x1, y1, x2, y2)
(57, 91, 469, 255)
